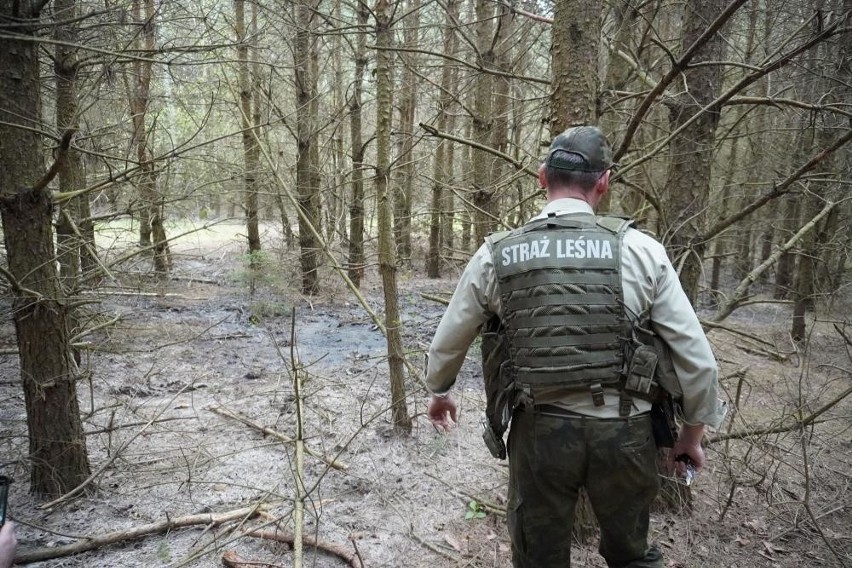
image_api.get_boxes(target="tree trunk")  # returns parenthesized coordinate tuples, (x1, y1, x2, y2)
(347, 0, 370, 287)
(490, 2, 513, 220)
(294, 0, 322, 295)
(236, 0, 261, 261)
(0, 1, 91, 495)
(129, 0, 171, 275)
(550, 0, 601, 133)
(426, 0, 459, 278)
(55, 0, 97, 291)
(661, 0, 726, 303)
(471, 0, 495, 245)
(393, 0, 419, 263)
(375, 0, 412, 434)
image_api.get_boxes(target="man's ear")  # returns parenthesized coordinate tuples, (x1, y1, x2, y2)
(538, 164, 547, 189)
(595, 170, 610, 198)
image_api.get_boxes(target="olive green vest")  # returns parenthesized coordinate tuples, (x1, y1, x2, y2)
(487, 212, 633, 399)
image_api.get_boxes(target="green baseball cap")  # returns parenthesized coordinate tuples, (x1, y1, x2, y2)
(545, 126, 615, 172)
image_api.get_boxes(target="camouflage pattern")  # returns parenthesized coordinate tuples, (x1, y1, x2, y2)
(507, 408, 663, 567)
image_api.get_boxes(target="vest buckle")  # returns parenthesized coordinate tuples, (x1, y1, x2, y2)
(590, 383, 605, 406)
(619, 392, 633, 417)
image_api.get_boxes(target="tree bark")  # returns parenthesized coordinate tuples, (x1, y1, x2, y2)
(236, 0, 261, 261)
(129, 0, 171, 274)
(375, 0, 412, 434)
(294, 0, 322, 295)
(471, 0, 496, 245)
(661, 0, 726, 303)
(54, 7, 81, 290)
(0, 1, 91, 495)
(550, 0, 601, 133)
(393, 0, 420, 263)
(426, 0, 459, 278)
(347, 0, 369, 287)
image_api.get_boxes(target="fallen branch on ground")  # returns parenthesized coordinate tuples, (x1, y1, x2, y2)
(420, 293, 450, 306)
(221, 550, 281, 567)
(424, 472, 506, 517)
(15, 505, 264, 564)
(222, 528, 362, 568)
(208, 406, 348, 471)
(412, 532, 463, 564)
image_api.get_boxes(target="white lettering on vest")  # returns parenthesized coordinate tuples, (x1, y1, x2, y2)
(501, 237, 554, 266)
(554, 236, 614, 260)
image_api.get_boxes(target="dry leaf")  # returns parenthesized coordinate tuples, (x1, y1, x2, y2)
(444, 533, 462, 551)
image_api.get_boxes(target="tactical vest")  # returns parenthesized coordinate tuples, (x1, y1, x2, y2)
(487, 212, 633, 402)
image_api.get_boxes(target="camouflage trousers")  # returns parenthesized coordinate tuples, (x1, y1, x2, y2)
(507, 406, 663, 568)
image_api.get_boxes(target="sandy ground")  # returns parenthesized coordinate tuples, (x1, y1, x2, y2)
(0, 222, 850, 567)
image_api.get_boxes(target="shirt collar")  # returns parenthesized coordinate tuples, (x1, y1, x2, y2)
(532, 198, 595, 220)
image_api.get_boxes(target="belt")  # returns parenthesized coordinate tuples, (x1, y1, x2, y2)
(529, 404, 646, 421)
(532, 404, 582, 418)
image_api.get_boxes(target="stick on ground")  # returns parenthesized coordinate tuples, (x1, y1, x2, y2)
(15, 505, 264, 564)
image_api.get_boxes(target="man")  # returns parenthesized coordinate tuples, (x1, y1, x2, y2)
(425, 126, 726, 567)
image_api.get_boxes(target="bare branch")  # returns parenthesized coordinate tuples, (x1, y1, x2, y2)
(704, 128, 852, 241)
(712, 199, 841, 322)
(31, 129, 75, 192)
(370, 44, 549, 85)
(614, 0, 750, 161)
(419, 122, 538, 177)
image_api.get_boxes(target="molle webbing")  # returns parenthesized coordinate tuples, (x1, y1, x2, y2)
(490, 213, 631, 394)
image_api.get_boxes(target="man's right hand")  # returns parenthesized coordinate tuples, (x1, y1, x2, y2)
(427, 395, 458, 431)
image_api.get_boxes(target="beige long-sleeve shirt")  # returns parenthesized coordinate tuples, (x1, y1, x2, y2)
(425, 198, 726, 428)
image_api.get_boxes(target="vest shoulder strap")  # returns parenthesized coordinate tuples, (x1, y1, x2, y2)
(596, 215, 634, 235)
(485, 229, 514, 248)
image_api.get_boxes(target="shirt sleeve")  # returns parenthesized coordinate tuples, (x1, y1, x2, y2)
(425, 244, 498, 395)
(648, 244, 726, 429)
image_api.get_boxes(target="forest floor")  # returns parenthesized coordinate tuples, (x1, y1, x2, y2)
(1, 221, 851, 568)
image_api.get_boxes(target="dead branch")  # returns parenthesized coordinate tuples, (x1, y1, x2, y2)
(419, 292, 450, 306)
(424, 472, 506, 517)
(70, 314, 122, 344)
(15, 505, 264, 564)
(708, 384, 852, 443)
(769, 503, 851, 543)
(412, 532, 463, 564)
(232, 528, 362, 568)
(31, 129, 75, 192)
(371, 44, 548, 85)
(207, 406, 348, 471)
(834, 323, 852, 347)
(702, 319, 777, 347)
(712, 199, 840, 322)
(705, 129, 852, 241)
(614, 0, 749, 161)
(40, 384, 194, 510)
(419, 122, 538, 178)
(222, 550, 282, 567)
(84, 416, 192, 436)
(618, 21, 849, 179)
(81, 290, 207, 299)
